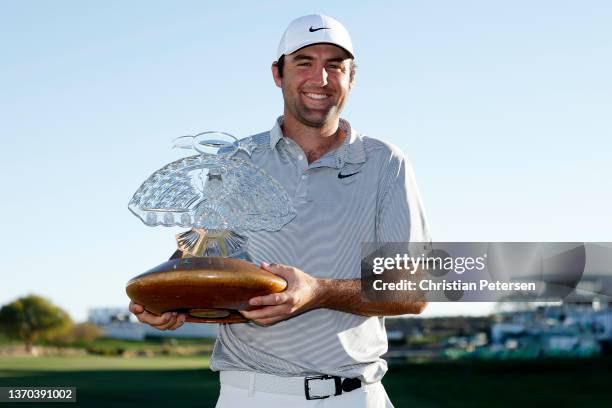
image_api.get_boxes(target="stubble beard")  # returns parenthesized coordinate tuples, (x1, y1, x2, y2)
(283, 87, 341, 129)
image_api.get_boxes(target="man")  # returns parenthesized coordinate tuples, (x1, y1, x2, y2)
(130, 14, 430, 407)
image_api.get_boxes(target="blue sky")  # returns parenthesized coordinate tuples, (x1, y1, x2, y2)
(1, 1, 610, 321)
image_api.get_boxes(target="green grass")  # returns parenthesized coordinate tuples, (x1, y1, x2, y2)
(0, 355, 209, 373)
(383, 358, 612, 408)
(75, 337, 215, 355)
(1, 355, 611, 407)
(0, 333, 16, 346)
(0, 355, 215, 408)
(83, 337, 216, 349)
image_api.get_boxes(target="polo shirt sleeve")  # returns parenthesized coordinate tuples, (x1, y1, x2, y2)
(376, 152, 431, 244)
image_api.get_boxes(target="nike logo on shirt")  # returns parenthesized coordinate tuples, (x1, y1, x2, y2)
(338, 171, 360, 179)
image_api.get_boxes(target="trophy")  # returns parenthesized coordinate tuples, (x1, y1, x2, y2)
(126, 132, 296, 323)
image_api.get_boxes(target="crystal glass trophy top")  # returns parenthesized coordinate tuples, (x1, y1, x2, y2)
(126, 132, 296, 323)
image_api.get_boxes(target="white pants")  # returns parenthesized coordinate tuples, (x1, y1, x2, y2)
(215, 371, 394, 408)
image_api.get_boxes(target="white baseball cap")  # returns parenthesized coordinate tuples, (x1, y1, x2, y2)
(276, 14, 354, 60)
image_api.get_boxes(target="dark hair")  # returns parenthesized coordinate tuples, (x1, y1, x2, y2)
(274, 55, 356, 81)
(275, 55, 287, 77)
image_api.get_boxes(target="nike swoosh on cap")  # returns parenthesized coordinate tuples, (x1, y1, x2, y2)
(309, 26, 330, 32)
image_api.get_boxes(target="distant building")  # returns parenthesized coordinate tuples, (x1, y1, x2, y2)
(488, 242, 612, 356)
(88, 307, 218, 340)
(490, 302, 610, 357)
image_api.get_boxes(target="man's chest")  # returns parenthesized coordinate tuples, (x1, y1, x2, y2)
(254, 152, 374, 207)
(243, 153, 378, 274)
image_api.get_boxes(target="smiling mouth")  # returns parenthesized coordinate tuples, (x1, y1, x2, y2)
(303, 92, 331, 101)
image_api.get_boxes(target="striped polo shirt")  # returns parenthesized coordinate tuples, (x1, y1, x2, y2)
(210, 117, 430, 383)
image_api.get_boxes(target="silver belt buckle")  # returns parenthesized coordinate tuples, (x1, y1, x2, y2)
(304, 375, 342, 400)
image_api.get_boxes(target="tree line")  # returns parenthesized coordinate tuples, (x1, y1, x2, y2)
(0, 294, 100, 352)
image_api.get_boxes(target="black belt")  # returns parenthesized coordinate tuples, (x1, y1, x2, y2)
(304, 374, 362, 400)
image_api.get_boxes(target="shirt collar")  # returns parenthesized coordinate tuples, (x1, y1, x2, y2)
(269, 116, 366, 167)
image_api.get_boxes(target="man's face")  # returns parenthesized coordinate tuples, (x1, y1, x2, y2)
(272, 44, 354, 128)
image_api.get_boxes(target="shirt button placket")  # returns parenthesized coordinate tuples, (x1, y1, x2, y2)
(296, 172, 308, 201)
(291, 145, 309, 202)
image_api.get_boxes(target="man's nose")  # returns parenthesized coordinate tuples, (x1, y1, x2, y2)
(309, 66, 328, 87)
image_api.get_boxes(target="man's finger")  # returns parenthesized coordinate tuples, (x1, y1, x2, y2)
(152, 312, 179, 330)
(142, 311, 173, 326)
(249, 292, 288, 306)
(166, 313, 186, 331)
(129, 301, 144, 314)
(241, 305, 286, 321)
(175, 313, 187, 329)
(261, 262, 290, 275)
(253, 317, 280, 326)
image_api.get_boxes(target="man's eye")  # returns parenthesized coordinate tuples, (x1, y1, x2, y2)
(297, 62, 311, 67)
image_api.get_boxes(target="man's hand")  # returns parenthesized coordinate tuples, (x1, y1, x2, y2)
(129, 301, 187, 331)
(240, 262, 427, 325)
(241, 262, 321, 326)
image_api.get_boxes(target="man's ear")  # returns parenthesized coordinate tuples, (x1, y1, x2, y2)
(271, 62, 282, 88)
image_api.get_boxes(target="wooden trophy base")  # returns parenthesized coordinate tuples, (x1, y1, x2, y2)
(126, 257, 286, 323)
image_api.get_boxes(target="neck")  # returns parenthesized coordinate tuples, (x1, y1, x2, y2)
(281, 113, 346, 163)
